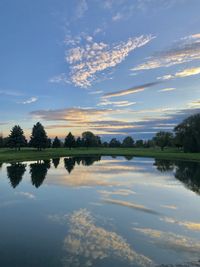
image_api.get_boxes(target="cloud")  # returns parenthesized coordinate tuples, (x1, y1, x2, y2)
(98, 99, 136, 107)
(75, 0, 88, 19)
(0, 89, 22, 96)
(103, 82, 159, 98)
(133, 227, 200, 254)
(61, 209, 153, 267)
(103, 198, 160, 215)
(66, 35, 154, 87)
(21, 97, 38, 104)
(158, 67, 200, 80)
(188, 100, 200, 108)
(88, 90, 103, 95)
(132, 33, 200, 71)
(158, 88, 176, 92)
(112, 12, 123, 21)
(15, 192, 35, 199)
(161, 217, 200, 231)
(98, 189, 136, 197)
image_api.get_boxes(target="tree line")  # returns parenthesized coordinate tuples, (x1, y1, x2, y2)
(0, 113, 199, 152)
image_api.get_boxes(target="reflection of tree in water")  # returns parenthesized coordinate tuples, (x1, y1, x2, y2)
(0, 162, 3, 169)
(174, 161, 200, 195)
(154, 159, 174, 172)
(64, 156, 101, 174)
(154, 159, 200, 195)
(30, 160, 50, 188)
(77, 156, 101, 166)
(64, 158, 75, 174)
(7, 163, 26, 188)
(124, 155, 134, 161)
(52, 158, 60, 168)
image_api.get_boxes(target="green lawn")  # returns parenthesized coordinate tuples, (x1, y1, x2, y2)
(0, 147, 200, 163)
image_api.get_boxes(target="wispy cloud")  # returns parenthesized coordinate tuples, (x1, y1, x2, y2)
(133, 227, 200, 254)
(112, 12, 123, 21)
(103, 82, 159, 98)
(66, 35, 154, 87)
(21, 97, 38, 104)
(103, 198, 160, 215)
(158, 67, 200, 80)
(98, 99, 136, 107)
(158, 88, 176, 92)
(88, 90, 103, 95)
(132, 33, 200, 71)
(75, 0, 88, 19)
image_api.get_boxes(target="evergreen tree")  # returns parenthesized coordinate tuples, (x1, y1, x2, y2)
(47, 138, 52, 148)
(64, 132, 76, 149)
(52, 136, 61, 148)
(7, 125, 27, 150)
(30, 122, 48, 151)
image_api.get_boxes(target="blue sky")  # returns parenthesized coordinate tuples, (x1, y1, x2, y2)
(0, 0, 200, 139)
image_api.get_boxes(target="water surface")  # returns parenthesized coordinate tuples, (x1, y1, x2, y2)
(0, 156, 200, 267)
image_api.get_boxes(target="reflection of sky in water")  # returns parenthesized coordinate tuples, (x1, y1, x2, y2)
(0, 157, 200, 266)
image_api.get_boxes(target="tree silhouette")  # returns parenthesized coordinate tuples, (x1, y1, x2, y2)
(64, 157, 76, 173)
(52, 136, 61, 148)
(64, 132, 76, 150)
(122, 136, 134, 147)
(30, 160, 49, 188)
(52, 158, 60, 168)
(7, 163, 26, 188)
(29, 122, 48, 151)
(153, 131, 173, 150)
(7, 125, 27, 150)
(109, 138, 121, 147)
(174, 114, 200, 152)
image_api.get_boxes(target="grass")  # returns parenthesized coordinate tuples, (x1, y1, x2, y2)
(0, 147, 200, 163)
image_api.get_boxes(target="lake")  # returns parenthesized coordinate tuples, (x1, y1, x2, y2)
(0, 156, 200, 267)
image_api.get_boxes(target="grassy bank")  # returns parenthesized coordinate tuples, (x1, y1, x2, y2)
(0, 147, 200, 163)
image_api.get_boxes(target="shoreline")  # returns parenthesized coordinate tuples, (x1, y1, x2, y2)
(1, 147, 200, 163)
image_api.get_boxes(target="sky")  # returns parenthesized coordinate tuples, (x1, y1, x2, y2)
(0, 0, 200, 140)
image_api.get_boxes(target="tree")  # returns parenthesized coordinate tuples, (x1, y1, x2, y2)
(76, 137, 83, 147)
(7, 125, 27, 150)
(30, 122, 48, 151)
(153, 131, 173, 151)
(52, 136, 61, 148)
(0, 134, 3, 148)
(135, 140, 144, 148)
(122, 136, 134, 147)
(47, 138, 52, 148)
(82, 131, 99, 148)
(109, 138, 121, 148)
(64, 132, 76, 149)
(174, 114, 200, 152)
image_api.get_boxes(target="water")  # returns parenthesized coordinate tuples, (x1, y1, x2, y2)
(0, 156, 200, 267)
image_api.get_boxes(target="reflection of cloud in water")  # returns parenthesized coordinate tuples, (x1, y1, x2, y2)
(133, 227, 200, 254)
(15, 192, 35, 199)
(63, 209, 153, 267)
(98, 189, 136, 197)
(160, 205, 177, 210)
(103, 198, 160, 215)
(161, 217, 200, 231)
